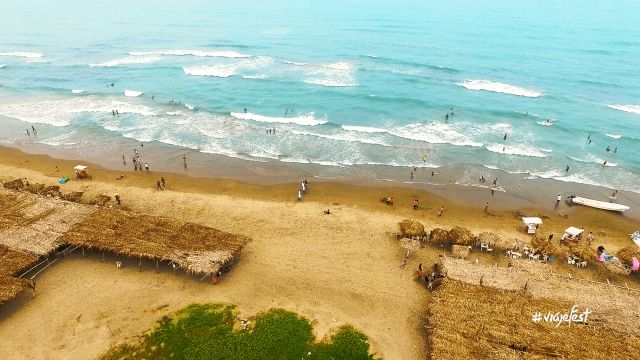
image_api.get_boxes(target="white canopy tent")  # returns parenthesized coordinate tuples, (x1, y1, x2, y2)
(522, 217, 543, 234)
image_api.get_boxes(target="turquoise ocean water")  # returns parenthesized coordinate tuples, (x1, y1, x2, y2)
(0, 0, 639, 193)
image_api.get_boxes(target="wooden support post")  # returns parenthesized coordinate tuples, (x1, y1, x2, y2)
(606, 278, 611, 286)
(156, 259, 159, 273)
(102, 252, 105, 262)
(139, 257, 142, 272)
(82, 247, 85, 256)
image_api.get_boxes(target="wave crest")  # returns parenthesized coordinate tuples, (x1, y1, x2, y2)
(0, 51, 43, 58)
(230, 112, 327, 126)
(457, 80, 543, 97)
(129, 50, 249, 58)
(608, 104, 640, 115)
(89, 55, 161, 67)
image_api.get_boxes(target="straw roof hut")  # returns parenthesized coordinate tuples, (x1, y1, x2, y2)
(451, 245, 470, 259)
(617, 246, 640, 265)
(565, 240, 597, 260)
(398, 219, 425, 238)
(447, 226, 475, 246)
(58, 209, 250, 275)
(531, 236, 557, 255)
(0, 245, 38, 304)
(430, 228, 449, 244)
(476, 232, 500, 246)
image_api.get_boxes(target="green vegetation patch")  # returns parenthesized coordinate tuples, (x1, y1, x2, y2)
(102, 303, 378, 360)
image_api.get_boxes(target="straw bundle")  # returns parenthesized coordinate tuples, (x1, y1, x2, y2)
(398, 219, 425, 238)
(616, 246, 640, 265)
(429, 280, 640, 360)
(477, 232, 500, 246)
(430, 228, 449, 244)
(602, 261, 630, 276)
(451, 245, 470, 259)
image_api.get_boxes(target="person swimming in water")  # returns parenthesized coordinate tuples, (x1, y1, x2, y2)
(566, 165, 570, 173)
(244, 107, 247, 113)
(606, 146, 611, 152)
(503, 133, 508, 141)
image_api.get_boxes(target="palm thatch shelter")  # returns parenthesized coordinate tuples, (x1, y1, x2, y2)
(0, 180, 250, 305)
(447, 226, 475, 246)
(430, 228, 449, 244)
(398, 219, 425, 238)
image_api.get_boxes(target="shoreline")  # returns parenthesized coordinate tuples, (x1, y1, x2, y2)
(2, 122, 639, 221)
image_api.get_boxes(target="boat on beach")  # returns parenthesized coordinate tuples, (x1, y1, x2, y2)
(569, 195, 630, 212)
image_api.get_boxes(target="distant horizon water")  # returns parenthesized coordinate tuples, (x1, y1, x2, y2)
(1, 0, 639, 195)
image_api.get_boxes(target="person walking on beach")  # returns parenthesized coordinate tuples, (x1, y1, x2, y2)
(26, 129, 30, 136)
(156, 180, 162, 190)
(272, 127, 276, 135)
(438, 205, 445, 217)
(114, 193, 121, 205)
(565, 165, 570, 173)
(297, 190, 302, 201)
(484, 202, 489, 214)
(492, 178, 497, 187)
(31, 125, 37, 134)
(556, 194, 562, 208)
(611, 189, 618, 199)
(144, 163, 149, 173)
(122, 155, 126, 165)
(183, 154, 187, 169)
(412, 199, 419, 210)
(161, 177, 166, 188)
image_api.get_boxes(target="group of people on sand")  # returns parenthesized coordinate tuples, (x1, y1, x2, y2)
(25, 125, 37, 136)
(126, 147, 149, 173)
(297, 179, 309, 201)
(266, 127, 276, 135)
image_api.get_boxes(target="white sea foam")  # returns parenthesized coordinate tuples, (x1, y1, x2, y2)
(457, 80, 543, 97)
(389, 122, 483, 147)
(230, 111, 326, 126)
(242, 74, 267, 79)
(537, 120, 554, 126)
(71, 89, 85, 94)
(608, 104, 640, 115)
(280, 157, 311, 164)
(300, 61, 358, 87)
(0, 64, 5, 68)
(283, 60, 307, 66)
(291, 130, 390, 146)
(485, 144, 547, 157)
(0, 96, 157, 126)
(89, 55, 161, 67)
(341, 125, 387, 133)
(124, 90, 143, 97)
(570, 155, 617, 166)
(605, 133, 622, 139)
(0, 52, 43, 58)
(185, 104, 195, 110)
(183, 56, 272, 78)
(129, 50, 249, 58)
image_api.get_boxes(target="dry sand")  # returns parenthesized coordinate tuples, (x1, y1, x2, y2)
(0, 147, 638, 360)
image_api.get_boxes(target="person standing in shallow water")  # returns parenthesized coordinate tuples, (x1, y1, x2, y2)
(183, 154, 187, 169)
(484, 202, 490, 214)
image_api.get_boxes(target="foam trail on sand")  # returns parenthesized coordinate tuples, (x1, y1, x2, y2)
(457, 80, 543, 97)
(129, 50, 249, 58)
(342, 125, 387, 133)
(124, 90, 143, 97)
(608, 104, 640, 115)
(0, 52, 43, 58)
(230, 112, 327, 126)
(89, 56, 161, 67)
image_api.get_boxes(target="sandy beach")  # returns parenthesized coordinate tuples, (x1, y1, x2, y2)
(0, 146, 639, 359)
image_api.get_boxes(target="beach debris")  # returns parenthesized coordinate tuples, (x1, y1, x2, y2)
(88, 194, 111, 207)
(62, 191, 84, 203)
(398, 219, 425, 238)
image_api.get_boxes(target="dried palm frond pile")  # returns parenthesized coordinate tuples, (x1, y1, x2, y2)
(531, 236, 557, 255)
(451, 245, 470, 259)
(477, 232, 500, 246)
(429, 280, 640, 359)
